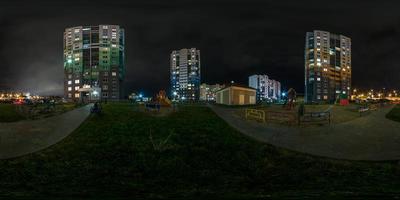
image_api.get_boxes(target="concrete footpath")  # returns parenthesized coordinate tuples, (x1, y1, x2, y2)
(0, 104, 91, 159)
(210, 105, 400, 161)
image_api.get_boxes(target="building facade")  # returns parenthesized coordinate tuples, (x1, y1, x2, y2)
(200, 83, 225, 101)
(305, 30, 351, 103)
(170, 48, 201, 101)
(249, 74, 281, 101)
(216, 84, 256, 105)
(64, 25, 125, 101)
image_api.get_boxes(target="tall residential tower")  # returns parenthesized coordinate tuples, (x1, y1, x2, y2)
(170, 48, 201, 101)
(305, 30, 351, 103)
(64, 25, 125, 101)
(249, 74, 281, 101)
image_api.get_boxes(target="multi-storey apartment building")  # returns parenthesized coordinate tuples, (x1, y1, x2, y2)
(249, 74, 281, 101)
(200, 83, 225, 101)
(305, 30, 351, 103)
(170, 48, 201, 101)
(64, 25, 125, 101)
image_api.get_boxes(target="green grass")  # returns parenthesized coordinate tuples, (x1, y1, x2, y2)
(0, 104, 26, 122)
(1, 103, 400, 198)
(386, 105, 400, 122)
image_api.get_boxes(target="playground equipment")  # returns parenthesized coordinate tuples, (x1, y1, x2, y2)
(155, 90, 172, 107)
(284, 88, 297, 110)
(337, 93, 349, 106)
(144, 90, 172, 112)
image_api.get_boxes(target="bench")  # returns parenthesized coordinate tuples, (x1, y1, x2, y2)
(298, 111, 331, 125)
(145, 103, 161, 112)
(266, 111, 297, 124)
(298, 104, 331, 125)
(358, 106, 369, 116)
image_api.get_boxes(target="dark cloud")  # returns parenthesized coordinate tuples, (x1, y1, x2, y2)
(1, 0, 400, 95)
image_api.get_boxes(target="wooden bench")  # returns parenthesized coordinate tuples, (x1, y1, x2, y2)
(298, 111, 331, 125)
(266, 111, 297, 124)
(358, 106, 370, 116)
(145, 103, 161, 112)
(298, 104, 331, 125)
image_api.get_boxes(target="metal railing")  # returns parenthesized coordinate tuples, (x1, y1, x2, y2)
(245, 109, 265, 123)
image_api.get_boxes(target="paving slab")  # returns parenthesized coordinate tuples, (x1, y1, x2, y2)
(0, 104, 91, 159)
(210, 105, 400, 161)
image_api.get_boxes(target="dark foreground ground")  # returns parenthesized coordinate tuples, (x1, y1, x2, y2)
(1, 103, 400, 198)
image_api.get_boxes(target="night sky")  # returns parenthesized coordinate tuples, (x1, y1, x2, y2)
(1, 0, 400, 96)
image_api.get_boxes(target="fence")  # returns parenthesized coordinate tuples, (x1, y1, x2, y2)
(245, 109, 265, 122)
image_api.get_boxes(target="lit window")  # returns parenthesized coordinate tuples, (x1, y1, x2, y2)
(75, 86, 80, 91)
(74, 29, 80, 33)
(68, 87, 72, 91)
(102, 25, 108, 29)
(68, 80, 72, 85)
(75, 80, 80, 84)
(317, 78, 321, 81)
(112, 72, 117, 76)
(75, 93, 80, 98)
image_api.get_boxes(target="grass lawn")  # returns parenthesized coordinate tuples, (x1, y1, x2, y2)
(1, 103, 400, 198)
(0, 104, 26, 122)
(386, 105, 400, 122)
